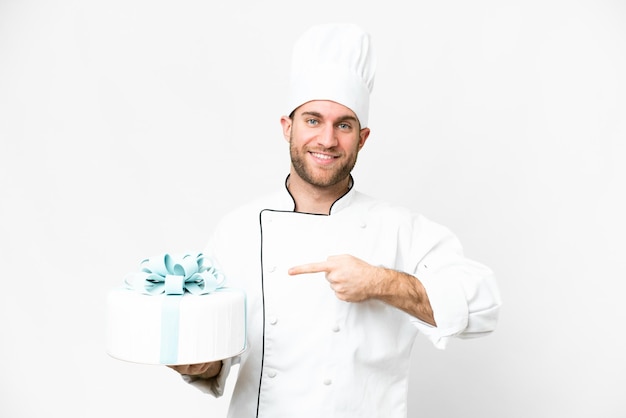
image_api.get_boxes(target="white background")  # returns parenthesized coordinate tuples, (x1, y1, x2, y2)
(1, 0, 625, 417)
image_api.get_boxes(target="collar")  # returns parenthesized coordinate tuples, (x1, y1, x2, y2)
(281, 174, 356, 215)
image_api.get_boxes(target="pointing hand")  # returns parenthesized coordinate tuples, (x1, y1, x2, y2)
(288, 254, 382, 302)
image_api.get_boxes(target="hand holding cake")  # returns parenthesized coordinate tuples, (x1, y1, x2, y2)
(168, 361, 222, 378)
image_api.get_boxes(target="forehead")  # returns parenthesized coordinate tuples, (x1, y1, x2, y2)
(295, 100, 358, 121)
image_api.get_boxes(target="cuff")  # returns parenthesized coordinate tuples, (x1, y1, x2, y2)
(181, 356, 239, 397)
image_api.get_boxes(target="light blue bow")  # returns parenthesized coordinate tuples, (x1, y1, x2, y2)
(124, 253, 225, 296)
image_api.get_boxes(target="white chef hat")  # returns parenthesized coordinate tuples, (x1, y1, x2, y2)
(286, 23, 376, 128)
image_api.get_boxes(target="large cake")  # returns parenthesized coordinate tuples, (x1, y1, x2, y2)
(106, 253, 246, 365)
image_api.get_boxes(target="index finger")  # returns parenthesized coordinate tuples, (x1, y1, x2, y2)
(288, 261, 330, 276)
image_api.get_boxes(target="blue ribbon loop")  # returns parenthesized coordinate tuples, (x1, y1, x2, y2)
(124, 253, 226, 364)
(125, 253, 225, 296)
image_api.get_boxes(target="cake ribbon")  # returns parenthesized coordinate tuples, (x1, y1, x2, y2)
(124, 253, 225, 296)
(124, 253, 226, 364)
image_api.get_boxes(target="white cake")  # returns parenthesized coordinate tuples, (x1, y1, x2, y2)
(106, 288, 246, 365)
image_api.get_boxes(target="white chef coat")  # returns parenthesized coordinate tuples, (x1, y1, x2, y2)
(184, 177, 501, 418)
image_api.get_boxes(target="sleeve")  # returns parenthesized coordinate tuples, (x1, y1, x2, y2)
(408, 217, 502, 349)
(180, 356, 240, 397)
(179, 216, 244, 396)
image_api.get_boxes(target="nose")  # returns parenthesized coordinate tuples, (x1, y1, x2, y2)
(316, 124, 338, 148)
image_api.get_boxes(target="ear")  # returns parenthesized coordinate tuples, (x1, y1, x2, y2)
(280, 116, 292, 142)
(358, 127, 370, 150)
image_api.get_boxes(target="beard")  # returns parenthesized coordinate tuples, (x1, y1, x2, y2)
(289, 135, 359, 188)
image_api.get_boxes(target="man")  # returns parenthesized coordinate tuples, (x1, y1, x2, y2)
(171, 23, 501, 417)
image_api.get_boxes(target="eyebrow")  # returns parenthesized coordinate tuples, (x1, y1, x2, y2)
(300, 111, 358, 123)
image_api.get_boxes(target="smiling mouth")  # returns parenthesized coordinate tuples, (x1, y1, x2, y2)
(309, 152, 336, 161)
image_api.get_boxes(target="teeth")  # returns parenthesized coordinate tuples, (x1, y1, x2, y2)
(311, 152, 333, 160)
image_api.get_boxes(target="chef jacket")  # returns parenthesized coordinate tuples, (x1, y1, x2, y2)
(184, 177, 501, 418)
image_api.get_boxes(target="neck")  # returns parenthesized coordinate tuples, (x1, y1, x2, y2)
(287, 172, 351, 214)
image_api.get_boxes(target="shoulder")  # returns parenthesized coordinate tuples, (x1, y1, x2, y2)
(216, 190, 289, 230)
(352, 191, 453, 239)
(351, 191, 416, 221)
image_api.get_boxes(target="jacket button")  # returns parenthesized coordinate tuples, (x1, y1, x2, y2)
(269, 317, 278, 325)
(323, 378, 332, 385)
(331, 324, 340, 332)
(267, 370, 277, 378)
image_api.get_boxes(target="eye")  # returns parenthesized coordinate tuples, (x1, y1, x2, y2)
(337, 122, 352, 130)
(306, 118, 319, 126)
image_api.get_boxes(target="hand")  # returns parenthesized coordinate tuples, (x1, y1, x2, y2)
(290, 255, 436, 325)
(288, 254, 381, 302)
(167, 361, 222, 378)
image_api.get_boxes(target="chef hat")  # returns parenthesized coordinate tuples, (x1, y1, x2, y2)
(286, 23, 376, 128)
